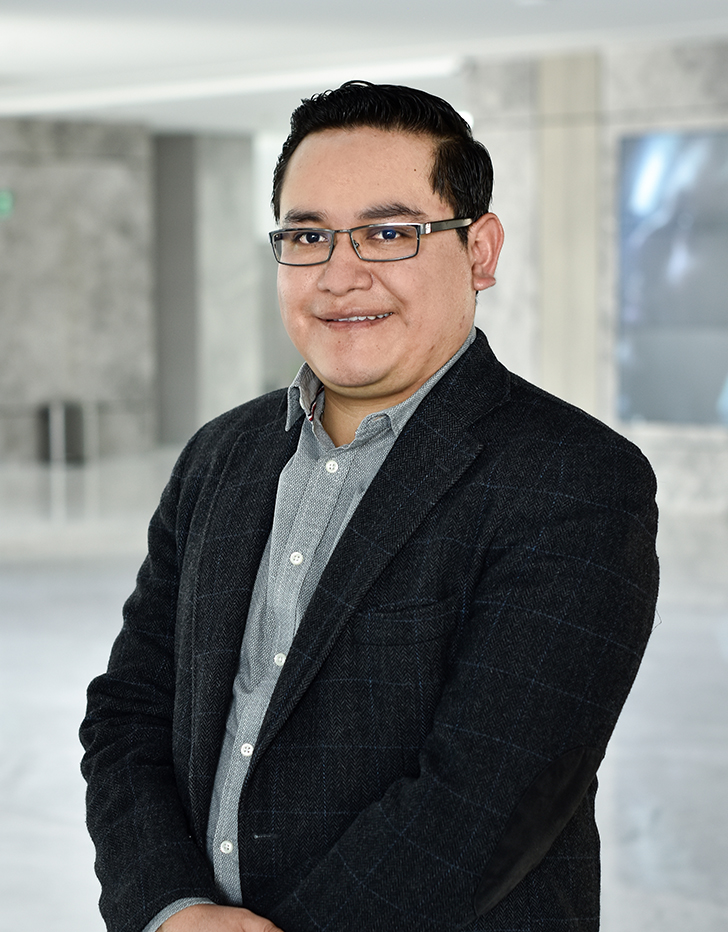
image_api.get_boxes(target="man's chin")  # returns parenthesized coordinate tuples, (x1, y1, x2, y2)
(318, 371, 426, 411)
(320, 376, 388, 399)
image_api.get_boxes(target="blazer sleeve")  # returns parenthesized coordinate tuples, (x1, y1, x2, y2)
(266, 437, 659, 931)
(79, 440, 221, 932)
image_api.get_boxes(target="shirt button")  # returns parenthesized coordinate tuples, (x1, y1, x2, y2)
(325, 459, 339, 474)
(289, 551, 303, 565)
(274, 652, 287, 667)
(220, 840, 234, 854)
(240, 743, 254, 757)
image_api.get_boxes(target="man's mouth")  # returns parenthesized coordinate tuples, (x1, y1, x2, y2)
(328, 313, 393, 322)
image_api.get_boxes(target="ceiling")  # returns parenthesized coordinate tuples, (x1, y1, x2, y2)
(1, 0, 728, 134)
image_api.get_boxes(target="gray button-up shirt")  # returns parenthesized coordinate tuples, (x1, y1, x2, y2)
(146, 327, 474, 929)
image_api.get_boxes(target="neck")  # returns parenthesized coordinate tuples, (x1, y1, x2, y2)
(320, 398, 362, 447)
(314, 326, 476, 446)
(320, 380, 427, 447)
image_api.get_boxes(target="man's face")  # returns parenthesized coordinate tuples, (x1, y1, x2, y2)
(276, 126, 489, 409)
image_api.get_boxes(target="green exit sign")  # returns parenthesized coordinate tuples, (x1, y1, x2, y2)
(0, 190, 14, 219)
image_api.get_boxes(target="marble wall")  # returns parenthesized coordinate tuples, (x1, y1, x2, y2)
(0, 120, 154, 459)
(602, 40, 728, 514)
(467, 53, 602, 416)
(0, 124, 265, 458)
(466, 40, 728, 513)
(2, 44, 727, 511)
(538, 53, 601, 416)
(466, 58, 540, 384)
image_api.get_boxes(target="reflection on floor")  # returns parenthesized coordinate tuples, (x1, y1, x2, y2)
(1, 453, 726, 932)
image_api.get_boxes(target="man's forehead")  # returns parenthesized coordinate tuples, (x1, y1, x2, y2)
(278, 126, 441, 221)
(291, 124, 436, 155)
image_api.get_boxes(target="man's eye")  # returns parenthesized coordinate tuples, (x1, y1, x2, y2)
(294, 230, 327, 245)
(371, 226, 401, 241)
(369, 226, 415, 241)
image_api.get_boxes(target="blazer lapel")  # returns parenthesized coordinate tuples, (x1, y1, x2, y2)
(255, 332, 511, 757)
(186, 401, 302, 829)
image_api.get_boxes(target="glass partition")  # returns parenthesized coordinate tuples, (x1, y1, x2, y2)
(618, 130, 728, 425)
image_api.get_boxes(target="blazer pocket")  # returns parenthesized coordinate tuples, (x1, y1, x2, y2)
(350, 595, 461, 645)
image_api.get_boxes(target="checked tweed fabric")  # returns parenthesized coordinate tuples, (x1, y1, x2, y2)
(207, 330, 475, 909)
(81, 330, 659, 932)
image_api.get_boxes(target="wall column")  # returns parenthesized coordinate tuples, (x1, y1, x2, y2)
(538, 53, 601, 416)
(466, 58, 540, 384)
(155, 134, 262, 445)
(0, 119, 154, 460)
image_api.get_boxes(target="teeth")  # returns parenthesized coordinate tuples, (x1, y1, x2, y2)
(332, 313, 392, 322)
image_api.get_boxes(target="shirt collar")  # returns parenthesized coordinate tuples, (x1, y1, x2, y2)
(285, 324, 476, 437)
(286, 363, 322, 431)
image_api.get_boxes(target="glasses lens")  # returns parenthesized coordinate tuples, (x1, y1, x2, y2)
(354, 224, 419, 261)
(272, 229, 333, 265)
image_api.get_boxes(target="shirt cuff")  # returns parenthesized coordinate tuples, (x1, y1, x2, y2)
(141, 898, 216, 932)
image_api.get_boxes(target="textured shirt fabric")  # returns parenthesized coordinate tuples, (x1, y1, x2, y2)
(143, 327, 475, 930)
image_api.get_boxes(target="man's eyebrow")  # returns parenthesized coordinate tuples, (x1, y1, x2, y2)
(282, 208, 326, 225)
(281, 203, 428, 227)
(358, 203, 427, 222)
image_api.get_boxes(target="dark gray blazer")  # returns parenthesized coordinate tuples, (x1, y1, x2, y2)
(81, 331, 659, 932)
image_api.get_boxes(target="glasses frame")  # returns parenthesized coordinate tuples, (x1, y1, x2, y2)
(268, 217, 473, 266)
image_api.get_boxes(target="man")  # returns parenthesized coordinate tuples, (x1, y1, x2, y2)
(81, 82, 659, 932)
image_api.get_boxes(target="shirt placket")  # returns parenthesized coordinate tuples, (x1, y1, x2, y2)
(210, 438, 354, 897)
(269, 444, 353, 630)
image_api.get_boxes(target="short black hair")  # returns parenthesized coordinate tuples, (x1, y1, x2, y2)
(272, 80, 493, 245)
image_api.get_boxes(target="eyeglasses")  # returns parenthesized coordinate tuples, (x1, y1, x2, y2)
(269, 218, 472, 266)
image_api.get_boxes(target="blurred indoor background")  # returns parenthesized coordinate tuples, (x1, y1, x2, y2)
(0, 1, 727, 930)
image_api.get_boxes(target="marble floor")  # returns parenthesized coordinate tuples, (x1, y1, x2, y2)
(0, 453, 726, 932)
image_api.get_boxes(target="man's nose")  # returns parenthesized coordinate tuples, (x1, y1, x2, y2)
(317, 231, 372, 293)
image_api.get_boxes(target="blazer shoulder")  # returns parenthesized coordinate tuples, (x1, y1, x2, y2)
(174, 388, 292, 476)
(508, 371, 646, 447)
(148, 388, 298, 558)
(455, 333, 654, 487)
(498, 372, 657, 501)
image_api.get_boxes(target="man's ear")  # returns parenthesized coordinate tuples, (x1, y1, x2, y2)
(468, 213, 504, 292)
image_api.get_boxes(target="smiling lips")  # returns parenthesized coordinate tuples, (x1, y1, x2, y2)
(328, 312, 393, 322)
